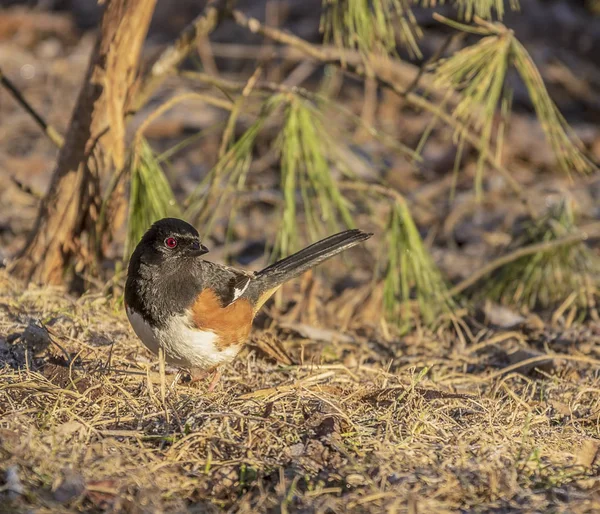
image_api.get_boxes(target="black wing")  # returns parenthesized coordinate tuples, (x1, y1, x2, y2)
(202, 261, 254, 307)
(221, 273, 253, 306)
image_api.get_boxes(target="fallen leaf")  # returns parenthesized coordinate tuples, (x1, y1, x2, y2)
(483, 301, 526, 329)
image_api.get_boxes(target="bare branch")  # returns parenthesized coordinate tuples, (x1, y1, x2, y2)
(134, 0, 234, 112)
(0, 66, 64, 148)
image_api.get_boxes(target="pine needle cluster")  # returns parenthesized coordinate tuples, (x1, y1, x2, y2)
(482, 201, 600, 312)
(125, 138, 181, 259)
(121, 0, 597, 329)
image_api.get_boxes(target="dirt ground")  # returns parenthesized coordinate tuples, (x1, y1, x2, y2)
(2, 0, 600, 512)
(2, 268, 600, 513)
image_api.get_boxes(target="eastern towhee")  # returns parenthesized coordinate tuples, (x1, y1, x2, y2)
(125, 218, 372, 390)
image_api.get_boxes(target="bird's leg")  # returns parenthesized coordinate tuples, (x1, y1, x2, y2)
(207, 368, 222, 393)
(189, 367, 221, 392)
(189, 368, 210, 383)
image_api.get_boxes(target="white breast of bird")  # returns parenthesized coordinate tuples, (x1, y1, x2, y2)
(126, 306, 241, 370)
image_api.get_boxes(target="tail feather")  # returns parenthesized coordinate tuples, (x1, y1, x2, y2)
(255, 229, 372, 289)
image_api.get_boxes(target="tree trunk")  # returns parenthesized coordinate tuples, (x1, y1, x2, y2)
(9, 0, 157, 287)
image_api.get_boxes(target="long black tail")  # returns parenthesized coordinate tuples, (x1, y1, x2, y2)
(248, 229, 372, 308)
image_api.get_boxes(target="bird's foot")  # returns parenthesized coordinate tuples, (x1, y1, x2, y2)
(190, 368, 222, 392)
(189, 369, 208, 383)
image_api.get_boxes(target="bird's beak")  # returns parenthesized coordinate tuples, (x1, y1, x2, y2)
(189, 241, 209, 256)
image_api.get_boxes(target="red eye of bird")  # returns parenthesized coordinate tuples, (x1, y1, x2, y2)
(165, 237, 177, 248)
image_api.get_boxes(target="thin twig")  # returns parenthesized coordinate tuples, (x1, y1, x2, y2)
(134, 92, 233, 147)
(237, 371, 336, 399)
(218, 67, 262, 158)
(402, 32, 466, 97)
(183, 69, 284, 94)
(233, 10, 324, 60)
(134, 0, 234, 112)
(10, 177, 43, 199)
(0, 66, 64, 148)
(196, 33, 219, 76)
(477, 353, 600, 383)
(465, 331, 526, 355)
(449, 229, 600, 297)
(339, 180, 408, 206)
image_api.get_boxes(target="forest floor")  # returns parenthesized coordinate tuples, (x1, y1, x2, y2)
(2, 1, 600, 512)
(2, 268, 600, 512)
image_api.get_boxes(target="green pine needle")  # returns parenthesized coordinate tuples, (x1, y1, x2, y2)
(183, 99, 281, 238)
(511, 38, 596, 177)
(382, 199, 455, 329)
(432, 18, 596, 196)
(320, 0, 520, 59)
(419, 0, 520, 21)
(480, 201, 600, 311)
(321, 0, 423, 58)
(433, 27, 512, 195)
(272, 95, 356, 261)
(125, 138, 181, 261)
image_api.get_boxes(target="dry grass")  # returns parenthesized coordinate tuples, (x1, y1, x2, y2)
(1, 269, 600, 513)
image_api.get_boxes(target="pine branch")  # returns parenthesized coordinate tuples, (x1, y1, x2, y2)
(231, 9, 527, 201)
(449, 222, 600, 297)
(339, 180, 454, 327)
(180, 70, 419, 160)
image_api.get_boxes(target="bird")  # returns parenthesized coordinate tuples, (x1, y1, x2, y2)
(124, 217, 372, 391)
